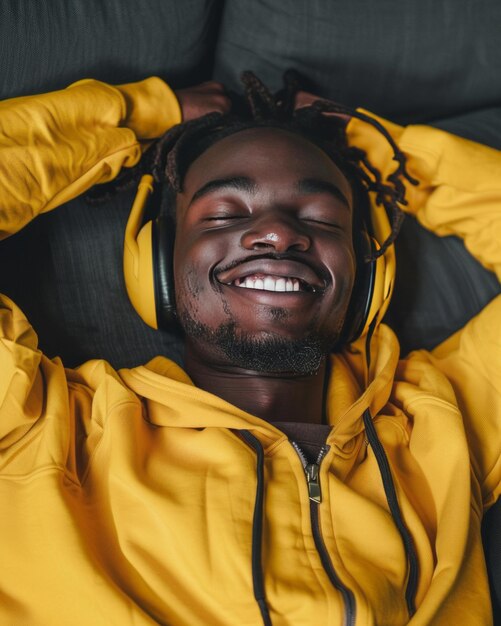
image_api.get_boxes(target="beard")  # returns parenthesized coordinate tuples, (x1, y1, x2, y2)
(180, 310, 338, 375)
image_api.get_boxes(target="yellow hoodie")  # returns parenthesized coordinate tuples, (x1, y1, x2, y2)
(0, 77, 500, 625)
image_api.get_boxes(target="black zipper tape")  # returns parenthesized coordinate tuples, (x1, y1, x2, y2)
(240, 430, 272, 626)
(310, 490, 356, 626)
(362, 408, 419, 616)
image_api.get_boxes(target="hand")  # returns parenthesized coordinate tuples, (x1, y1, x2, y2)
(174, 81, 231, 121)
(295, 90, 351, 124)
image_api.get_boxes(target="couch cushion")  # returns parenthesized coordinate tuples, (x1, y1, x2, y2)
(0, 0, 220, 100)
(214, 0, 501, 124)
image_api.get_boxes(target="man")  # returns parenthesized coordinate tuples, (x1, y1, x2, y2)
(0, 73, 500, 625)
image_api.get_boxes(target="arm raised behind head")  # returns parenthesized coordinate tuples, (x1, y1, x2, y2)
(0, 77, 230, 241)
(346, 111, 501, 282)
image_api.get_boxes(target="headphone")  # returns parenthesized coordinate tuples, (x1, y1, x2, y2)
(123, 174, 395, 344)
(123, 175, 177, 330)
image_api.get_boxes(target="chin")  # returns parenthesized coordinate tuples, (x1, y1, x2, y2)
(181, 311, 338, 375)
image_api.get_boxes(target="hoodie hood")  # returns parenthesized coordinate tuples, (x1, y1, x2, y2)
(118, 323, 400, 447)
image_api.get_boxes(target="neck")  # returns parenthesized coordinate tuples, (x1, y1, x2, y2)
(184, 350, 328, 425)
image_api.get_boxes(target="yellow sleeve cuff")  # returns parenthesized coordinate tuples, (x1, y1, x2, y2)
(346, 109, 406, 180)
(117, 77, 182, 140)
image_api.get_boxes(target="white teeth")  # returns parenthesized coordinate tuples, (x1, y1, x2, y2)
(231, 275, 308, 293)
(275, 278, 286, 291)
(264, 276, 275, 291)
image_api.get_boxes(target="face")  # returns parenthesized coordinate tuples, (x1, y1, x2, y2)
(173, 127, 356, 374)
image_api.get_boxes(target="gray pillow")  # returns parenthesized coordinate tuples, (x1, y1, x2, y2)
(214, 0, 501, 124)
(0, 0, 220, 99)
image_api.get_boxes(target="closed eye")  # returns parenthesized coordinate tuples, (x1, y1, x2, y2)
(304, 218, 343, 230)
(203, 215, 249, 223)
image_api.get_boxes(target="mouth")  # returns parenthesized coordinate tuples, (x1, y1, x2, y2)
(231, 274, 313, 292)
(215, 258, 327, 294)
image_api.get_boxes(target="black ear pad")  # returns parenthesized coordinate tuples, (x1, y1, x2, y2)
(152, 215, 177, 329)
(336, 228, 376, 348)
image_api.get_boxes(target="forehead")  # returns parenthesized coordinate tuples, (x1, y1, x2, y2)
(180, 127, 353, 202)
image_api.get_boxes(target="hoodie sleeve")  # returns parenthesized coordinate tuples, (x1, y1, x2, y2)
(410, 294, 501, 510)
(0, 76, 181, 240)
(0, 77, 181, 446)
(349, 114, 501, 508)
(347, 113, 501, 281)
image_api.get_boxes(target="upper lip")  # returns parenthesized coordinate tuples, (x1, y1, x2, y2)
(215, 256, 327, 291)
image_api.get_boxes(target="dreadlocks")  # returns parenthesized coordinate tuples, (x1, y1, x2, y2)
(91, 70, 418, 260)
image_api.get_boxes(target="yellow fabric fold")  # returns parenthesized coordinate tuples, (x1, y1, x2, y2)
(0, 76, 181, 240)
(347, 110, 501, 279)
(0, 84, 499, 624)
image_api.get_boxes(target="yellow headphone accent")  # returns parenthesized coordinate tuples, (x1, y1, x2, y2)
(123, 174, 158, 329)
(363, 194, 396, 335)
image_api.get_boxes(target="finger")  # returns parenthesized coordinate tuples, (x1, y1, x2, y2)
(294, 90, 322, 109)
(199, 81, 226, 93)
(294, 91, 351, 122)
(216, 95, 232, 114)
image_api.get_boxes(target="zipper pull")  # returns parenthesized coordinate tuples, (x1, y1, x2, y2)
(305, 463, 322, 503)
(291, 441, 329, 504)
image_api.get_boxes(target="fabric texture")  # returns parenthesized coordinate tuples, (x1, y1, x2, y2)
(0, 0, 221, 100)
(214, 0, 501, 124)
(1, 3, 501, 614)
(0, 192, 184, 368)
(0, 77, 184, 368)
(386, 110, 501, 354)
(0, 81, 500, 623)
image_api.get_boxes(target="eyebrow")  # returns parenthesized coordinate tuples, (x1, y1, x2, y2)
(189, 176, 257, 206)
(188, 175, 351, 209)
(297, 178, 351, 209)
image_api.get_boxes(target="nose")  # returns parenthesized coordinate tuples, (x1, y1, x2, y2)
(240, 211, 311, 253)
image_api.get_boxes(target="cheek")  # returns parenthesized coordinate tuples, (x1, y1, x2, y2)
(339, 251, 357, 301)
(173, 236, 227, 320)
(322, 239, 356, 299)
(176, 261, 204, 299)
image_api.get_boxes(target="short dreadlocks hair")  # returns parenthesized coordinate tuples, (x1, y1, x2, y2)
(92, 70, 418, 260)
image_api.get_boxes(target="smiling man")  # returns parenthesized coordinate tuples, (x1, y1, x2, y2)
(175, 127, 356, 424)
(1, 72, 501, 626)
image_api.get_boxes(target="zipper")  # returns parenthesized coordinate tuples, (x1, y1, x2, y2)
(291, 441, 356, 626)
(291, 442, 328, 503)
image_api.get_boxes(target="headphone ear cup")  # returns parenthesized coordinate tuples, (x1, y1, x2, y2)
(152, 215, 177, 329)
(339, 229, 376, 346)
(123, 176, 158, 329)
